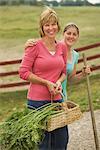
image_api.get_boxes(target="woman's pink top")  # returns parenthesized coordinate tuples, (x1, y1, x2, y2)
(19, 40, 67, 101)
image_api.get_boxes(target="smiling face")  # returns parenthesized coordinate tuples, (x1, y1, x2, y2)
(63, 24, 79, 47)
(43, 19, 58, 38)
(39, 7, 60, 38)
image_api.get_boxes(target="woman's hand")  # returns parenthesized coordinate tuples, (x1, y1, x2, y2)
(82, 65, 91, 76)
(25, 38, 37, 49)
(46, 81, 57, 95)
(54, 81, 62, 95)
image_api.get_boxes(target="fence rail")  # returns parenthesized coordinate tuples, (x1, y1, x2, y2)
(75, 42, 100, 52)
(0, 42, 100, 89)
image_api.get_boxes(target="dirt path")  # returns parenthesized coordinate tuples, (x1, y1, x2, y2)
(67, 110, 100, 150)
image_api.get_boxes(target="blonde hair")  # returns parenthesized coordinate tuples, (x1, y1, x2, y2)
(39, 7, 60, 37)
(63, 22, 79, 35)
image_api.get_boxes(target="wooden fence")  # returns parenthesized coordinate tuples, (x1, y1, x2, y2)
(0, 42, 100, 88)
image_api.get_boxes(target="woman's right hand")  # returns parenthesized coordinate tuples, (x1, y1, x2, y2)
(82, 65, 91, 76)
(46, 81, 57, 96)
(25, 38, 37, 49)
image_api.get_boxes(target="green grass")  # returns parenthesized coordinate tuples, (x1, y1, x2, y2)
(0, 90, 27, 121)
(0, 6, 100, 52)
(0, 6, 99, 75)
(0, 6, 99, 74)
(0, 6, 100, 122)
(0, 74, 100, 122)
(67, 74, 100, 111)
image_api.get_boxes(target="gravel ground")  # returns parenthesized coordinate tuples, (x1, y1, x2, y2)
(67, 110, 100, 150)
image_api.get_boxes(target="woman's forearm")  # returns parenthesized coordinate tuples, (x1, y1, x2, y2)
(27, 72, 48, 86)
(56, 73, 66, 84)
(28, 73, 57, 95)
(56, 73, 66, 93)
(70, 72, 84, 81)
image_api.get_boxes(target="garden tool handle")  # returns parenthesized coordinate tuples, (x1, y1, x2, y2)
(83, 53, 100, 150)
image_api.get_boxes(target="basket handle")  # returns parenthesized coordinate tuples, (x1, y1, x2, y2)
(60, 91, 69, 111)
(50, 91, 66, 103)
(60, 91, 67, 102)
(50, 92, 68, 111)
(50, 94, 53, 103)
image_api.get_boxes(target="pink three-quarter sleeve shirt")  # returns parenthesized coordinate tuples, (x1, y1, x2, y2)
(19, 40, 67, 101)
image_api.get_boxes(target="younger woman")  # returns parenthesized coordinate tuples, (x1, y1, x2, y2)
(62, 23, 91, 98)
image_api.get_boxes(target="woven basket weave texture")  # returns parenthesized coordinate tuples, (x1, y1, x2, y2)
(46, 101, 82, 132)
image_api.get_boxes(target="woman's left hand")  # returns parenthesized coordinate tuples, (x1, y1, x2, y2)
(54, 81, 62, 95)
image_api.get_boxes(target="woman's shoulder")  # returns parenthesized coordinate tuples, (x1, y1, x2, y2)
(57, 40, 68, 52)
(73, 49, 79, 57)
(72, 49, 79, 64)
(57, 40, 66, 47)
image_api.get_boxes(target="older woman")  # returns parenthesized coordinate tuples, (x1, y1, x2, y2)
(19, 7, 68, 150)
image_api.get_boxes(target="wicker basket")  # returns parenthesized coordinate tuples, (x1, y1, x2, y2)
(46, 101, 82, 132)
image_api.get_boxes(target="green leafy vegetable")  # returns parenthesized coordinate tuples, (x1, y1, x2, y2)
(0, 103, 62, 150)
